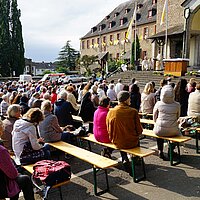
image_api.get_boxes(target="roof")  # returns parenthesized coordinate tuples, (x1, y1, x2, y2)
(32, 62, 57, 70)
(148, 25, 184, 39)
(98, 52, 108, 60)
(81, 0, 157, 40)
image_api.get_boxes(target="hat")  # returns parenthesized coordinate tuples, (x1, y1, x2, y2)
(117, 91, 130, 102)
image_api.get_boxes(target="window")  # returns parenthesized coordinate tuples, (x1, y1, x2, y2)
(103, 36, 106, 43)
(87, 40, 90, 49)
(125, 8, 130, 14)
(154, 25, 157, 34)
(143, 27, 148, 39)
(97, 38, 100, 44)
(110, 35, 113, 42)
(92, 39, 94, 45)
(82, 41, 85, 49)
(152, 0, 157, 5)
(125, 32, 127, 38)
(116, 53, 120, 59)
(148, 10, 152, 18)
(117, 33, 120, 40)
(109, 54, 113, 59)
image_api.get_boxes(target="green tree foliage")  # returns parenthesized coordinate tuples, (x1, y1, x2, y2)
(56, 40, 80, 71)
(131, 34, 141, 67)
(107, 58, 125, 72)
(0, 0, 24, 76)
(76, 55, 98, 76)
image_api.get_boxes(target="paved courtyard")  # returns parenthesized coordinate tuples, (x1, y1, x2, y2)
(19, 136, 200, 200)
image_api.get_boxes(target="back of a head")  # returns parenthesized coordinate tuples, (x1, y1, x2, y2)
(59, 90, 68, 100)
(41, 100, 51, 112)
(196, 82, 200, 90)
(117, 91, 130, 103)
(118, 79, 122, 83)
(99, 96, 110, 108)
(143, 82, 153, 94)
(160, 79, 168, 87)
(160, 85, 175, 104)
(23, 108, 44, 124)
(7, 104, 20, 118)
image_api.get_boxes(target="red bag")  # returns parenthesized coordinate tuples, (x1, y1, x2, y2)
(33, 160, 71, 186)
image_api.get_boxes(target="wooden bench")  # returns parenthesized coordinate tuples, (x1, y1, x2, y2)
(48, 141, 118, 195)
(80, 134, 155, 183)
(140, 118, 155, 125)
(22, 164, 70, 200)
(142, 129, 192, 166)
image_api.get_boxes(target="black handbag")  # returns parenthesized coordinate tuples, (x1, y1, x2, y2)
(20, 142, 46, 165)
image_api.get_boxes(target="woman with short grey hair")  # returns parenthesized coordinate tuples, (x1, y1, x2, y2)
(1, 104, 21, 151)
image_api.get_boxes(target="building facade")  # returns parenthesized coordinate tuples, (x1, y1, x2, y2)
(80, 0, 157, 64)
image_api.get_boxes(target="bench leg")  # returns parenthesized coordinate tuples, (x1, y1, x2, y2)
(58, 186, 63, 200)
(169, 142, 181, 166)
(131, 156, 146, 183)
(43, 186, 51, 200)
(195, 130, 200, 154)
(93, 167, 109, 196)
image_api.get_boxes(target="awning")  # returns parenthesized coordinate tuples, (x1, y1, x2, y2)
(148, 25, 184, 39)
(97, 52, 108, 60)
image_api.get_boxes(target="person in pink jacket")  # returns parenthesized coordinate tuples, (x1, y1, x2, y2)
(93, 96, 111, 157)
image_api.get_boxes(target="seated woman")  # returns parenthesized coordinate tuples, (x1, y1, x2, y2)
(0, 120, 35, 200)
(93, 97, 111, 158)
(1, 104, 21, 151)
(79, 92, 96, 123)
(12, 108, 50, 164)
(153, 85, 180, 160)
(39, 100, 74, 143)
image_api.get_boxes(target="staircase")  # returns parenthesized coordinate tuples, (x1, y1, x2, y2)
(106, 70, 200, 91)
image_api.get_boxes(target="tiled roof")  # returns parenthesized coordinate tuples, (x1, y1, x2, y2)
(81, 0, 156, 39)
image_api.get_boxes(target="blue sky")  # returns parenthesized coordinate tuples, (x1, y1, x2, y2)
(18, 0, 127, 62)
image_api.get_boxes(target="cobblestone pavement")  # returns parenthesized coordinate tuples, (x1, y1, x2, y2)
(19, 136, 200, 200)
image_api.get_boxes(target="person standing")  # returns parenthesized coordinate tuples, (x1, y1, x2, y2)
(115, 79, 124, 95)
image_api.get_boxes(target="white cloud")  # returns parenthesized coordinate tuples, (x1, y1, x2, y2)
(18, 0, 127, 62)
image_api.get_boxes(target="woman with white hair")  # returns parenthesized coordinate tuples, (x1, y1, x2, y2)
(1, 104, 21, 151)
(91, 85, 99, 108)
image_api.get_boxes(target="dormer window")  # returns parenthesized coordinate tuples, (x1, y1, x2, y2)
(120, 17, 127, 26)
(99, 24, 106, 31)
(114, 12, 119, 17)
(137, 4, 143, 9)
(91, 27, 97, 33)
(106, 15, 110, 20)
(148, 10, 152, 18)
(125, 8, 130, 14)
(109, 21, 116, 28)
(152, 0, 157, 5)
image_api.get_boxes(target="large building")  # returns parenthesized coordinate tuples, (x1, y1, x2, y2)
(80, 0, 200, 70)
(80, 0, 157, 63)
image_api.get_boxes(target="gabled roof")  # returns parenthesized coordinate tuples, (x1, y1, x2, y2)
(81, 0, 156, 40)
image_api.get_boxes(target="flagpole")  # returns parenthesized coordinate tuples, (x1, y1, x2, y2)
(134, 2, 137, 68)
(165, 0, 168, 59)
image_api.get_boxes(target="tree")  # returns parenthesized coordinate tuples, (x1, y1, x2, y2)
(0, 0, 24, 76)
(76, 55, 98, 76)
(131, 34, 141, 67)
(10, 0, 25, 76)
(56, 40, 80, 71)
(0, 0, 12, 76)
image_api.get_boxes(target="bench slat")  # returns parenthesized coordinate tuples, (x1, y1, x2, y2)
(48, 141, 118, 169)
(140, 119, 155, 125)
(142, 129, 191, 143)
(82, 134, 154, 157)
